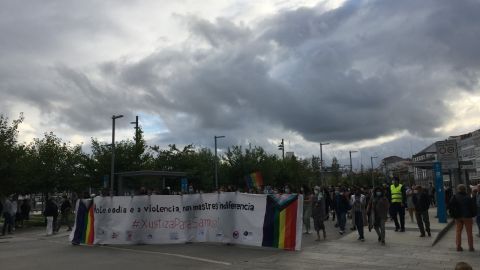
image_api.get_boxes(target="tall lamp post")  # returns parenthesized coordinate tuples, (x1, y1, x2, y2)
(370, 156, 378, 188)
(349, 150, 358, 186)
(320, 142, 329, 186)
(111, 114, 124, 195)
(278, 139, 285, 160)
(214, 135, 225, 190)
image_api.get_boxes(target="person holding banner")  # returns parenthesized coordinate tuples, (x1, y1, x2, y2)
(312, 186, 326, 241)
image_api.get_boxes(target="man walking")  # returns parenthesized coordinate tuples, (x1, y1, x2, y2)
(351, 190, 367, 241)
(368, 187, 389, 245)
(335, 188, 350, 235)
(1, 196, 14, 236)
(448, 184, 476, 252)
(413, 186, 431, 237)
(389, 177, 406, 232)
(58, 196, 72, 232)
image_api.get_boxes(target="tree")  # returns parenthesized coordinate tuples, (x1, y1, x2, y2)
(23, 132, 84, 194)
(0, 114, 24, 196)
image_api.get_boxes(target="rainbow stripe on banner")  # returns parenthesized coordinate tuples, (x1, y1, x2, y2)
(262, 194, 299, 251)
(245, 172, 264, 190)
(71, 200, 95, 245)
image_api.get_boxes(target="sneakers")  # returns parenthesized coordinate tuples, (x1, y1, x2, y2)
(358, 237, 365, 242)
(469, 247, 475, 252)
(394, 228, 399, 232)
(457, 247, 464, 252)
(400, 228, 405, 232)
(381, 240, 385, 245)
(419, 234, 425, 237)
(339, 231, 345, 235)
(427, 231, 431, 237)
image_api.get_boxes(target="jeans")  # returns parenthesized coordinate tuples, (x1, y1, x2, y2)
(338, 212, 347, 231)
(415, 210, 430, 235)
(391, 202, 405, 230)
(355, 211, 364, 239)
(456, 218, 473, 249)
(374, 220, 386, 242)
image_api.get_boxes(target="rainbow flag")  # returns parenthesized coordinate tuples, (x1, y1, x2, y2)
(262, 194, 299, 251)
(71, 200, 95, 245)
(245, 172, 264, 190)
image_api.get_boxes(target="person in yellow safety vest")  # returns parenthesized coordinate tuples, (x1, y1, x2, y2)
(389, 177, 407, 232)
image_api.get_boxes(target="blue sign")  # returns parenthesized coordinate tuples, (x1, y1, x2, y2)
(434, 162, 447, 223)
(181, 178, 188, 193)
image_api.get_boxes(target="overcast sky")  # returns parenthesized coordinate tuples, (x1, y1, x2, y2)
(1, 0, 480, 168)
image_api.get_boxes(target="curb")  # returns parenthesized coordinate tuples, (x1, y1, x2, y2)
(432, 219, 455, 246)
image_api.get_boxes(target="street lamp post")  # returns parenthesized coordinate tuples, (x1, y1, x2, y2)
(371, 156, 378, 188)
(349, 150, 358, 186)
(278, 139, 285, 160)
(320, 142, 329, 186)
(111, 114, 124, 195)
(214, 135, 225, 190)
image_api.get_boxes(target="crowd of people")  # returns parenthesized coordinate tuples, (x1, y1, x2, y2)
(297, 177, 479, 251)
(1, 194, 72, 236)
(0, 195, 31, 236)
(2, 178, 480, 254)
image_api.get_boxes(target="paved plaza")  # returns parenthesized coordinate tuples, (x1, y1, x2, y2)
(1, 209, 479, 270)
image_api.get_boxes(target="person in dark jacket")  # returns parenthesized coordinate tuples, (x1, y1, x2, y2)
(448, 184, 477, 252)
(335, 188, 350, 235)
(44, 198, 58, 236)
(367, 187, 389, 245)
(57, 196, 72, 232)
(312, 186, 326, 241)
(413, 186, 431, 237)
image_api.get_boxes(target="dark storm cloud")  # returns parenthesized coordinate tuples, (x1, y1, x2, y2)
(1, 0, 480, 151)
(112, 0, 480, 147)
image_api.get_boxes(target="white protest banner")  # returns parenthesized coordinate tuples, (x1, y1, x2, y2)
(70, 192, 303, 251)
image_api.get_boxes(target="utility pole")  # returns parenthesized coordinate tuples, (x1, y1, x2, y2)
(371, 156, 378, 188)
(320, 142, 329, 186)
(349, 150, 358, 186)
(111, 114, 124, 195)
(278, 139, 285, 160)
(130, 115, 140, 170)
(130, 115, 139, 145)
